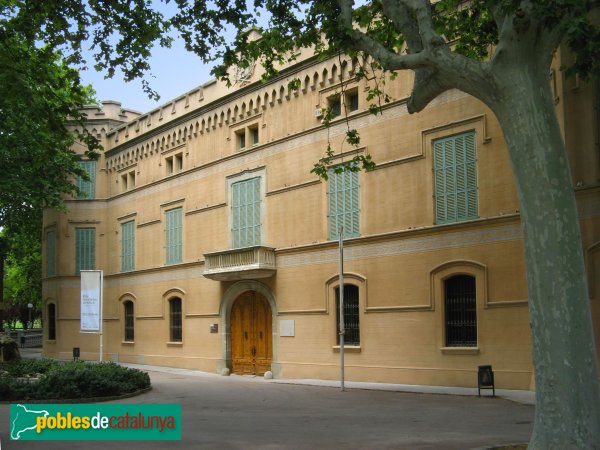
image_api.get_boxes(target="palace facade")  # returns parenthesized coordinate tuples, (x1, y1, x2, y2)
(42, 44, 600, 389)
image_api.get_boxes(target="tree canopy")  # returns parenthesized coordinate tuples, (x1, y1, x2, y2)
(0, 32, 100, 230)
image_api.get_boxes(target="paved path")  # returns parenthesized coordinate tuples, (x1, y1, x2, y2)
(1, 358, 534, 449)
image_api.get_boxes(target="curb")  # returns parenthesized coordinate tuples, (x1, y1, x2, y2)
(0, 387, 152, 405)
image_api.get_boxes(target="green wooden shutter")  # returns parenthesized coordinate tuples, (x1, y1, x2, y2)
(46, 230, 56, 277)
(232, 181, 242, 247)
(121, 221, 135, 272)
(232, 177, 261, 248)
(328, 169, 340, 239)
(328, 168, 359, 239)
(433, 132, 478, 224)
(77, 161, 96, 198)
(251, 177, 261, 245)
(76, 228, 95, 274)
(165, 208, 182, 264)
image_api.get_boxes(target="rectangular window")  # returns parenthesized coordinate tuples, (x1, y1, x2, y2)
(46, 230, 56, 277)
(445, 275, 477, 347)
(346, 89, 359, 113)
(121, 171, 135, 192)
(121, 220, 135, 272)
(336, 285, 360, 346)
(328, 168, 360, 240)
(328, 95, 341, 117)
(250, 126, 259, 146)
(170, 298, 182, 342)
(596, 78, 600, 163)
(165, 153, 183, 175)
(75, 228, 95, 274)
(231, 177, 261, 248)
(433, 131, 478, 224)
(165, 208, 183, 265)
(124, 301, 134, 342)
(236, 130, 246, 150)
(76, 161, 96, 199)
(48, 303, 56, 340)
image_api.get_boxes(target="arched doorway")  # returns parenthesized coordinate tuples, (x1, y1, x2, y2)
(230, 291, 272, 375)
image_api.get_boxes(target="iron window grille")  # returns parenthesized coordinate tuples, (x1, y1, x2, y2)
(444, 275, 477, 347)
(124, 301, 134, 342)
(48, 304, 56, 340)
(336, 284, 360, 346)
(170, 297, 182, 342)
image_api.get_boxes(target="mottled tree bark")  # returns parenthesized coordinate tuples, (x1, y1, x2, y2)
(339, 0, 600, 447)
(490, 64, 600, 450)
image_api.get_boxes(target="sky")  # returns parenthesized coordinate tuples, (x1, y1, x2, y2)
(79, 38, 216, 114)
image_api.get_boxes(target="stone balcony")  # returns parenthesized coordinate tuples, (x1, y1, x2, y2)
(203, 246, 276, 281)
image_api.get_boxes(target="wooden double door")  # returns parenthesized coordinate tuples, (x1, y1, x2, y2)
(231, 291, 272, 375)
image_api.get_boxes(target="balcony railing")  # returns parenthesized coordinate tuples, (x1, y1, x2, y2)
(203, 246, 276, 281)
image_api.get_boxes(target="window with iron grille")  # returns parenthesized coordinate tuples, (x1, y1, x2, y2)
(75, 228, 95, 274)
(76, 160, 96, 199)
(444, 275, 477, 347)
(335, 284, 360, 346)
(48, 303, 56, 340)
(170, 297, 182, 342)
(124, 301, 134, 342)
(433, 131, 478, 224)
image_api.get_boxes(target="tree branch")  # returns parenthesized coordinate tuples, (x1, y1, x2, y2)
(341, 0, 496, 112)
(337, 0, 354, 29)
(400, 0, 445, 50)
(489, 4, 509, 42)
(350, 29, 430, 70)
(381, 0, 422, 52)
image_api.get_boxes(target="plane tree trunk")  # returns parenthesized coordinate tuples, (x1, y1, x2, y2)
(343, 1, 600, 447)
(489, 60, 600, 449)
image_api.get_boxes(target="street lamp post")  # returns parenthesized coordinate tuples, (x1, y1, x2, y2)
(27, 303, 33, 329)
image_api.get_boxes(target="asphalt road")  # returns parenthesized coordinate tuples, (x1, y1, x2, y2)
(0, 368, 533, 449)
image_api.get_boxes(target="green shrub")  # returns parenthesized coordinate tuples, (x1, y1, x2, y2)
(0, 358, 56, 377)
(0, 376, 35, 400)
(0, 360, 150, 401)
(0, 336, 21, 362)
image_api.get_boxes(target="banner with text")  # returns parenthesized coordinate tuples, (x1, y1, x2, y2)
(80, 270, 102, 332)
(9, 404, 181, 440)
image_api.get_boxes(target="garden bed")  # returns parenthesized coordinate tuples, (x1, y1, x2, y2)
(0, 359, 151, 402)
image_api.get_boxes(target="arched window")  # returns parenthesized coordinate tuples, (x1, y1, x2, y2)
(47, 303, 56, 340)
(445, 275, 477, 347)
(124, 301, 134, 342)
(335, 284, 360, 346)
(169, 297, 182, 342)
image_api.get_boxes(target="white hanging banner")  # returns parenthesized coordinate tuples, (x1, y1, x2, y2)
(80, 270, 103, 333)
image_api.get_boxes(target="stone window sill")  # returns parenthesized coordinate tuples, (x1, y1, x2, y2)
(441, 347, 480, 355)
(333, 345, 361, 353)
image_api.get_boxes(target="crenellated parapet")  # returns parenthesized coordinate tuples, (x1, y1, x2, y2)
(104, 54, 366, 174)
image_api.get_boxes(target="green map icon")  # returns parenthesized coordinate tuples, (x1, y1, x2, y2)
(10, 404, 49, 440)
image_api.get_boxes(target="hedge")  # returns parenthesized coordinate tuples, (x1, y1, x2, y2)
(0, 359, 150, 401)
